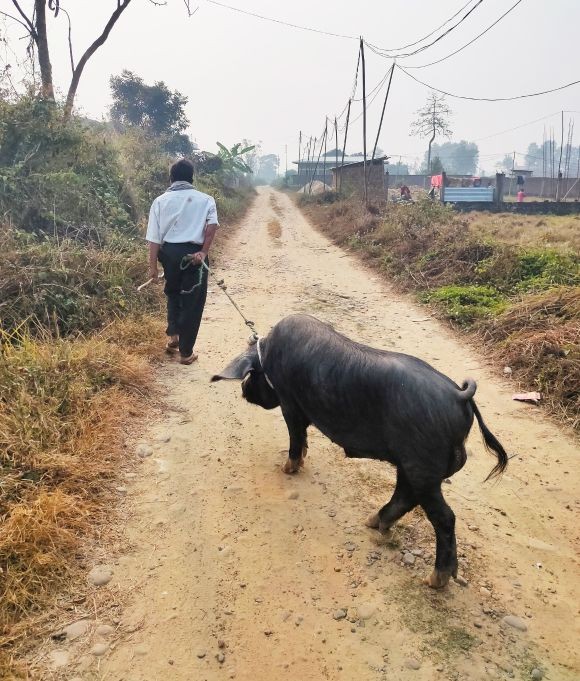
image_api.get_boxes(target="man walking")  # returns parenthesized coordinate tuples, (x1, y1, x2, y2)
(146, 159, 219, 365)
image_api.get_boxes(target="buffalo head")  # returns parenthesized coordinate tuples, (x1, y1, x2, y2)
(212, 345, 280, 410)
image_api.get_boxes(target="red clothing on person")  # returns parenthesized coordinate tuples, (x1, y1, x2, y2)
(517, 190, 525, 203)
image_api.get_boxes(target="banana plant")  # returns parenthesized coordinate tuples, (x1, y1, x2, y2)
(216, 141, 255, 174)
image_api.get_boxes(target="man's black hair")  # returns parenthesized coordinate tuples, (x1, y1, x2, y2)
(170, 158, 194, 183)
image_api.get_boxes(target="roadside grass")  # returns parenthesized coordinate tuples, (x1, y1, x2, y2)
(0, 183, 254, 676)
(467, 212, 580, 252)
(0, 225, 161, 336)
(298, 194, 579, 430)
(0, 321, 162, 676)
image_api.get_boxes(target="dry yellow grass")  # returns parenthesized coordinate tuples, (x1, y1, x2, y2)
(0, 316, 163, 675)
(467, 212, 580, 252)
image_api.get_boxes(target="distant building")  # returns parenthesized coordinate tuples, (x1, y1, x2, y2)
(331, 157, 388, 199)
(290, 150, 377, 188)
(509, 168, 533, 177)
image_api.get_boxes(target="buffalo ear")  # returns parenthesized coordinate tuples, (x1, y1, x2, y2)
(211, 348, 258, 382)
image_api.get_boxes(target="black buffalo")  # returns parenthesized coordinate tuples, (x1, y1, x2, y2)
(213, 314, 508, 588)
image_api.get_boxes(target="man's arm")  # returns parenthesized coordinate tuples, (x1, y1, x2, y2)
(146, 199, 161, 280)
(190, 224, 218, 265)
(191, 199, 220, 264)
(148, 241, 161, 280)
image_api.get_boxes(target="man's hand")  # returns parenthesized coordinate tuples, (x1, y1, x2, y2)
(148, 264, 159, 281)
(191, 251, 207, 266)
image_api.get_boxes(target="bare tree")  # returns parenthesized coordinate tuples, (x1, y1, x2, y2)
(411, 92, 452, 174)
(0, 1, 197, 120)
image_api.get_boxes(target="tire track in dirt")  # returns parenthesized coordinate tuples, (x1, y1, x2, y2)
(43, 187, 578, 681)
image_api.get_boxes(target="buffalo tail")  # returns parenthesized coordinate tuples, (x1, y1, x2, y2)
(471, 401, 509, 480)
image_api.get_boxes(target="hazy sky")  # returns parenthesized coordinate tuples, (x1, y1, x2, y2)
(3, 0, 580, 173)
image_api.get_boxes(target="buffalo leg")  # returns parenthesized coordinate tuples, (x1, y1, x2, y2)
(280, 405, 309, 474)
(366, 469, 416, 532)
(419, 486, 457, 589)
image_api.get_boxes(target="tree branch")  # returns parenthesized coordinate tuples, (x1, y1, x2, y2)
(183, 1, 199, 16)
(63, 0, 132, 120)
(10, 0, 36, 37)
(0, 10, 32, 33)
(47, 0, 60, 17)
(58, 6, 75, 73)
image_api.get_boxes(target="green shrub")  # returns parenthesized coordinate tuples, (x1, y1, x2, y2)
(0, 98, 134, 237)
(423, 285, 507, 324)
(0, 225, 161, 336)
(514, 249, 579, 291)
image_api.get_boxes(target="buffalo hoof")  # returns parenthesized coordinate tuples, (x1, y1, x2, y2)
(282, 458, 300, 475)
(365, 513, 380, 529)
(423, 569, 451, 589)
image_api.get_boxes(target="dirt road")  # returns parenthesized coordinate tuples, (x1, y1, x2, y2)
(64, 188, 578, 680)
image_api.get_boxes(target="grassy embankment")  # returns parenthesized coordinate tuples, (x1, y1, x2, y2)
(299, 194, 579, 430)
(0, 98, 254, 677)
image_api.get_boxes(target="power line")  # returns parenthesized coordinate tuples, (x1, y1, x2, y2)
(472, 111, 560, 142)
(405, 0, 524, 69)
(206, 0, 357, 40)
(371, 0, 478, 52)
(365, 0, 485, 59)
(397, 64, 580, 102)
(347, 70, 393, 128)
(352, 64, 391, 102)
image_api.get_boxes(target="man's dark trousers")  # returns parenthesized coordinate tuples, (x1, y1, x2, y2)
(159, 242, 208, 358)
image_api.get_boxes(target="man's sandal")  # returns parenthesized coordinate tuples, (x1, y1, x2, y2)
(179, 352, 199, 365)
(165, 339, 179, 354)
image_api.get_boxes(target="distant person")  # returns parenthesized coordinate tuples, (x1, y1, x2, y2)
(146, 158, 220, 365)
(400, 184, 412, 201)
(517, 189, 525, 203)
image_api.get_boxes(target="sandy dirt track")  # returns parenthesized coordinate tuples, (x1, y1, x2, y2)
(55, 188, 578, 681)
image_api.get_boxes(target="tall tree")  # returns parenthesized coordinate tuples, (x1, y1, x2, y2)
(431, 156, 444, 174)
(0, 1, 195, 120)
(110, 70, 193, 154)
(425, 141, 479, 175)
(411, 92, 452, 174)
(257, 154, 279, 183)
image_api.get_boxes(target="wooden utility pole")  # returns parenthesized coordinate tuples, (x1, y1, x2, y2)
(368, 63, 395, 185)
(508, 151, 515, 197)
(556, 110, 564, 201)
(304, 137, 312, 186)
(564, 120, 574, 179)
(310, 127, 327, 194)
(334, 117, 339, 191)
(360, 37, 368, 205)
(323, 118, 328, 188)
(340, 99, 352, 195)
(577, 145, 580, 200)
(541, 126, 546, 197)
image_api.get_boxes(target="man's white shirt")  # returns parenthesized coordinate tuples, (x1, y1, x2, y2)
(146, 185, 219, 245)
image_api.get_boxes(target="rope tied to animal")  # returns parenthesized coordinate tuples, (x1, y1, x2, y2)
(179, 254, 259, 343)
